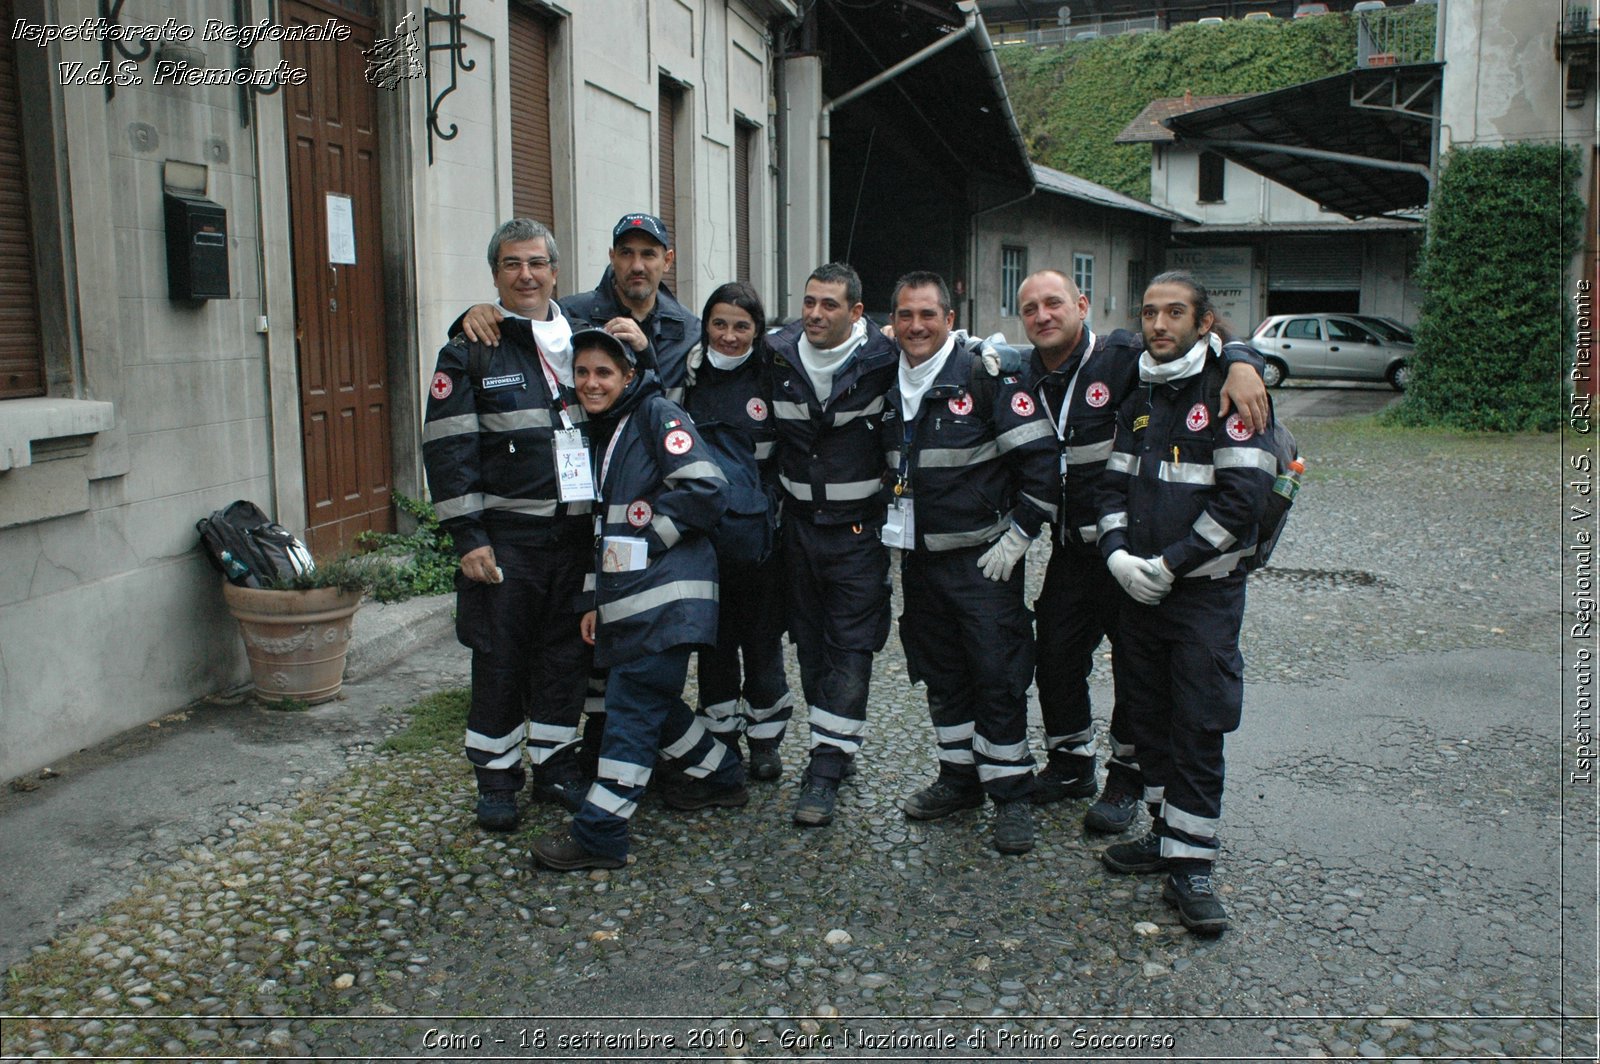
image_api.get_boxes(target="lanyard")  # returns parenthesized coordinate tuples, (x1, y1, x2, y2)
(596, 414, 632, 499)
(1036, 328, 1095, 444)
(894, 405, 924, 495)
(536, 350, 577, 431)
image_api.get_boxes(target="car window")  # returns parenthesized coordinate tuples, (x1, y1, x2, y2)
(1357, 316, 1413, 343)
(1283, 318, 1321, 340)
(1327, 318, 1377, 343)
(1254, 319, 1283, 339)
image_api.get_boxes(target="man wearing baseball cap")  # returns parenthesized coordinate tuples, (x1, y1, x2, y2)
(455, 212, 699, 404)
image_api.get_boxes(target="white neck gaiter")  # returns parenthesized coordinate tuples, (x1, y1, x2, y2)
(898, 333, 958, 422)
(500, 301, 575, 386)
(797, 318, 868, 406)
(707, 344, 753, 372)
(1139, 332, 1219, 384)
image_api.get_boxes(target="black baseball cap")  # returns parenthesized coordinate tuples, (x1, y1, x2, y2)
(571, 327, 635, 364)
(612, 213, 672, 249)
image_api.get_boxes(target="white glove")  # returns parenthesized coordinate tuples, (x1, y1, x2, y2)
(1141, 555, 1176, 598)
(1108, 549, 1166, 605)
(977, 524, 1033, 582)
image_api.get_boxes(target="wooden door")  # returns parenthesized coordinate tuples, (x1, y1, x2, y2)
(282, 0, 393, 554)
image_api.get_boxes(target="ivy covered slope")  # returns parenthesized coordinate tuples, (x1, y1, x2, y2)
(1394, 144, 1583, 433)
(998, 16, 1364, 199)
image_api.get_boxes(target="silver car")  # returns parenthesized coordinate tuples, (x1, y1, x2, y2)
(1250, 313, 1413, 391)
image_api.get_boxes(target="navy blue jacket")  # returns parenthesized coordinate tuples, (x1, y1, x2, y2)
(1096, 355, 1275, 579)
(585, 372, 727, 669)
(882, 340, 1059, 551)
(560, 268, 698, 403)
(1025, 328, 1264, 550)
(683, 342, 778, 472)
(422, 319, 592, 557)
(767, 320, 898, 526)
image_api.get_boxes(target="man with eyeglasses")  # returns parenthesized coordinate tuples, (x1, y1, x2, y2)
(454, 213, 694, 402)
(422, 218, 593, 832)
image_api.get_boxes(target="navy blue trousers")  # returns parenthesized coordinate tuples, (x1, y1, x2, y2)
(571, 647, 743, 860)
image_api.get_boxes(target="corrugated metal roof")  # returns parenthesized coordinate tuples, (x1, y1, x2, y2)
(1031, 163, 1189, 221)
(1115, 93, 1259, 143)
(1172, 218, 1424, 235)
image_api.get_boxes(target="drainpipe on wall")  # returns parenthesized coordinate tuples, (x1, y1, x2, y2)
(818, 3, 981, 259)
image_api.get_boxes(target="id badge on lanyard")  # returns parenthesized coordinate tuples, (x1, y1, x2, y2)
(881, 492, 915, 550)
(539, 352, 596, 503)
(553, 428, 595, 503)
(881, 415, 917, 550)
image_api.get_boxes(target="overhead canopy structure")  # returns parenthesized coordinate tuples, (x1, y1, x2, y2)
(1159, 63, 1442, 218)
(819, 0, 1035, 202)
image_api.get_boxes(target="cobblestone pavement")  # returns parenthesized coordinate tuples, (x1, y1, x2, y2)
(1, 416, 1594, 1062)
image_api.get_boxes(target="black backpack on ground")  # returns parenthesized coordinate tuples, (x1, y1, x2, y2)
(196, 501, 315, 588)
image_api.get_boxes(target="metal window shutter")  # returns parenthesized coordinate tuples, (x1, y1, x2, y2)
(0, 0, 45, 400)
(509, 5, 554, 227)
(1267, 239, 1363, 292)
(658, 81, 678, 295)
(735, 124, 751, 285)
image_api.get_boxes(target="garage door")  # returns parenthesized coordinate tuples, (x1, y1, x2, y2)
(1267, 239, 1362, 291)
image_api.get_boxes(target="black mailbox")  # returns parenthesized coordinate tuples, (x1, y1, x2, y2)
(164, 191, 229, 300)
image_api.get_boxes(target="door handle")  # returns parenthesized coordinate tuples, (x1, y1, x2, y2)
(1329, 345, 1340, 352)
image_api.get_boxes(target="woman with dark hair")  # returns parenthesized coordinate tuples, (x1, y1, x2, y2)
(681, 282, 794, 780)
(530, 328, 746, 871)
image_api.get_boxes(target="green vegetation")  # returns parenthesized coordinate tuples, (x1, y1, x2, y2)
(355, 493, 460, 603)
(996, 10, 1433, 198)
(381, 687, 470, 753)
(1388, 144, 1584, 432)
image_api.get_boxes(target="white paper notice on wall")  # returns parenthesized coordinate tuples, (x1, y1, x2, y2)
(326, 194, 356, 264)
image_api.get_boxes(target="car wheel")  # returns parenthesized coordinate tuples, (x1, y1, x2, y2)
(1387, 361, 1409, 392)
(1262, 359, 1287, 389)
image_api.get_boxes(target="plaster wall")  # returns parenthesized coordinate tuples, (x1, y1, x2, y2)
(1152, 144, 1367, 226)
(974, 196, 1169, 341)
(1439, 0, 1596, 294)
(780, 56, 823, 315)
(1440, 0, 1595, 153)
(0, 0, 291, 780)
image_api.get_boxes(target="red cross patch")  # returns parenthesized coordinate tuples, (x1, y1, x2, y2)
(430, 371, 453, 400)
(1186, 403, 1210, 432)
(627, 499, 653, 527)
(1225, 413, 1254, 441)
(1085, 381, 1110, 408)
(746, 398, 769, 421)
(1011, 392, 1036, 417)
(948, 394, 974, 416)
(664, 429, 693, 455)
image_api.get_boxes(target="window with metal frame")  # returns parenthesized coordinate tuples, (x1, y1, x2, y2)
(1000, 246, 1027, 316)
(1073, 253, 1095, 315)
(1198, 150, 1226, 204)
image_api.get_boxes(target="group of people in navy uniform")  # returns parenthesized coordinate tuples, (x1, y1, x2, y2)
(422, 211, 1275, 933)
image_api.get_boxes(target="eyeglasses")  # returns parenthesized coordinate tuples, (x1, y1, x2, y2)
(499, 257, 553, 273)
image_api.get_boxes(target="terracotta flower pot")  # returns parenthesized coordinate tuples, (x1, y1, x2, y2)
(221, 582, 363, 704)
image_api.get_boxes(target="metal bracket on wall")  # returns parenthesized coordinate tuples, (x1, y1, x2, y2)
(424, 0, 475, 164)
(99, 0, 153, 102)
